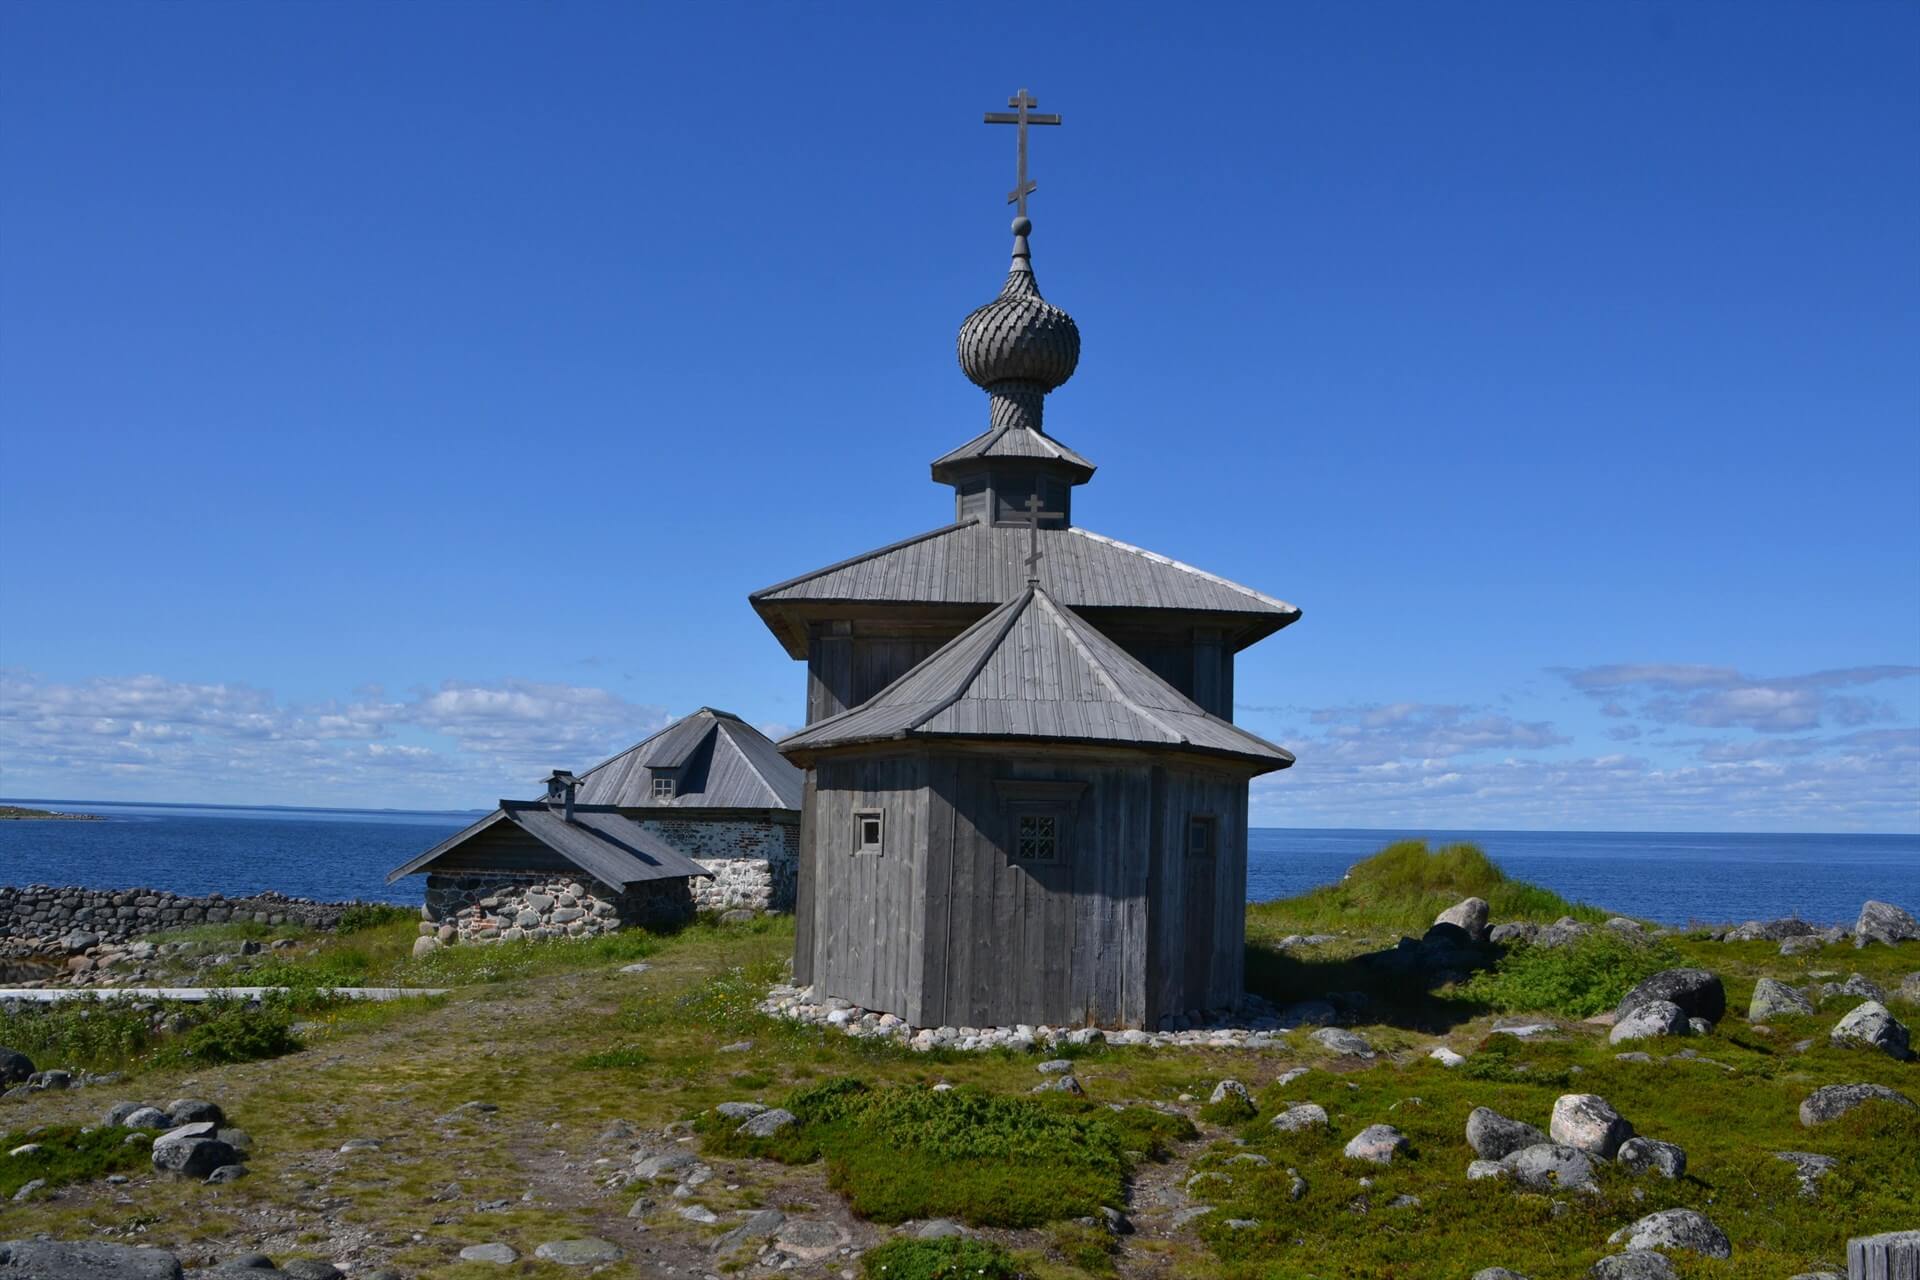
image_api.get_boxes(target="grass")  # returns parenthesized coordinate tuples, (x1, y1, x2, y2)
(862, 1237, 1025, 1280)
(1, 1125, 149, 1198)
(1457, 930, 1684, 1017)
(0, 994, 319, 1076)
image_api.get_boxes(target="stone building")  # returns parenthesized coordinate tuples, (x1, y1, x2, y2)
(756, 212, 1299, 1029)
(389, 708, 801, 941)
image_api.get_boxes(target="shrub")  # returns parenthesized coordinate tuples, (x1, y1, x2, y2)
(861, 1238, 1023, 1280)
(0, 1001, 160, 1074)
(1459, 931, 1683, 1018)
(1198, 1093, 1258, 1126)
(162, 1002, 301, 1066)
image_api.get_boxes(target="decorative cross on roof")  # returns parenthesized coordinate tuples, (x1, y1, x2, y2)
(1019, 492, 1063, 583)
(984, 88, 1061, 218)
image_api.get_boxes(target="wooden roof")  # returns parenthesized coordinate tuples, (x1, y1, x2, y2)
(779, 584, 1294, 770)
(929, 423, 1095, 482)
(386, 802, 714, 886)
(572, 708, 802, 810)
(751, 518, 1301, 658)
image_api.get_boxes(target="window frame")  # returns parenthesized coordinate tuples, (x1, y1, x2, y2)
(650, 773, 677, 800)
(852, 807, 885, 856)
(994, 779, 1086, 867)
(1187, 813, 1218, 859)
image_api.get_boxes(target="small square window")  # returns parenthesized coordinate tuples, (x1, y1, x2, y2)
(651, 775, 676, 799)
(1017, 813, 1058, 861)
(853, 808, 885, 856)
(1188, 815, 1217, 858)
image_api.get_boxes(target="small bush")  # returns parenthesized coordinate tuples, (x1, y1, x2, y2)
(335, 903, 416, 934)
(1107, 1104, 1197, 1159)
(1459, 931, 1683, 1018)
(161, 1002, 301, 1066)
(861, 1237, 1023, 1280)
(0, 1000, 162, 1074)
(1198, 1094, 1258, 1126)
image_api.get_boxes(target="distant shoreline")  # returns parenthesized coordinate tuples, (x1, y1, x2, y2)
(0, 805, 102, 822)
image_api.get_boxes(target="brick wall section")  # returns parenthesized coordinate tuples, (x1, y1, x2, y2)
(0, 884, 370, 956)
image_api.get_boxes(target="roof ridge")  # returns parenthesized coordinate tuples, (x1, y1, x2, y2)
(713, 720, 782, 807)
(750, 519, 979, 600)
(1033, 588, 1187, 744)
(1066, 527, 1299, 614)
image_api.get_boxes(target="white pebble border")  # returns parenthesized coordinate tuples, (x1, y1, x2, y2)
(761, 983, 1308, 1051)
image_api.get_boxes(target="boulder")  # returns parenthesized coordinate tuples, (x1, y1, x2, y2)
(1615, 969, 1726, 1026)
(1725, 918, 1819, 942)
(1799, 1082, 1916, 1126)
(714, 1101, 766, 1119)
(457, 1244, 517, 1264)
(1550, 1094, 1634, 1160)
(736, 1107, 796, 1138)
(1749, 977, 1815, 1021)
(1269, 1103, 1328, 1132)
(1855, 900, 1920, 946)
(1429, 1046, 1466, 1067)
(1606, 1208, 1731, 1258)
(1472, 1271, 1530, 1280)
(1498, 1142, 1597, 1191)
(0, 1240, 183, 1279)
(1616, 1136, 1686, 1179)
(1342, 1124, 1408, 1164)
(1310, 1027, 1375, 1058)
(167, 1099, 224, 1127)
(1489, 922, 1537, 945)
(1588, 1255, 1676, 1280)
(205, 1164, 249, 1183)
(1435, 897, 1491, 941)
(0, 1050, 34, 1087)
(1465, 1107, 1547, 1161)
(1609, 1000, 1690, 1044)
(151, 1137, 238, 1179)
(1816, 974, 1888, 1005)
(1899, 972, 1920, 1006)
(533, 1239, 624, 1266)
(1829, 1000, 1912, 1060)
(1208, 1080, 1253, 1106)
(715, 1208, 786, 1253)
(1774, 1150, 1837, 1197)
(280, 1263, 341, 1280)
(102, 1101, 146, 1127)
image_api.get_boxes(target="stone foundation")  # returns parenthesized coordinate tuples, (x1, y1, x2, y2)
(421, 872, 693, 946)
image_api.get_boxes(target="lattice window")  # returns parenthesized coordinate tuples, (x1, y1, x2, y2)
(651, 775, 676, 799)
(1017, 813, 1059, 861)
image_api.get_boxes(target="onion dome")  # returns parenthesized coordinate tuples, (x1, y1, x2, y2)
(956, 217, 1079, 430)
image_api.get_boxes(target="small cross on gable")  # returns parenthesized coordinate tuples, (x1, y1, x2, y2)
(1018, 492, 1063, 583)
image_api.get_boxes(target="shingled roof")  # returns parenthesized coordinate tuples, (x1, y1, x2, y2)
(572, 708, 802, 810)
(779, 583, 1294, 770)
(386, 802, 714, 886)
(929, 423, 1095, 483)
(751, 518, 1301, 658)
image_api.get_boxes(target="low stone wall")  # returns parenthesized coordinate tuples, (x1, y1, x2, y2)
(0, 884, 370, 956)
(420, 872, 692, 948)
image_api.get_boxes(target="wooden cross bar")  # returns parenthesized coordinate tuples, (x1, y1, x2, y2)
(1019, 492, 1064, 582)
(984, 88, 1061, 217)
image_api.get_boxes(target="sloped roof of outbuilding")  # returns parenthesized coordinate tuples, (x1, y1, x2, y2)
(386, 802, 714, 886)
(572, 708, 802, 810)
(751, 518, 1300, 658)
(779, 584, 1293, 771)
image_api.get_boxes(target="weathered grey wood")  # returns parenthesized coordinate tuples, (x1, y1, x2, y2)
(1850, 1231, 1920, 1280)
(792, 770, 817, 985)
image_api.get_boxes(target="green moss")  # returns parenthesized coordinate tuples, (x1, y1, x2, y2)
(861, 1237, 1025, 1280)
(0, 1125, 149, 1198)
(1459, 931, 1685, 1018)
(1199, 1094, 1259, 1126)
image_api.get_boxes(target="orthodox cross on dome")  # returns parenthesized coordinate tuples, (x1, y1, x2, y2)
(1019, 492, 1063, 583)
(984, 88, 1061, 217)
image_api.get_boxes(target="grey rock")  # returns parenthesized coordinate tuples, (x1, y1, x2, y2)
(533, 1238, 623, 1266)
(1429, 1046, 1466, 1066)
(1606, 1207, 1731, 1257)
(1855, 899, 1920, 945)
(1435, 896, 1490, 941)
(1036, 1059, 1073, 1074)
(718, 1039, 753, 1052)
(124, 1106, 171, 1129)
(11, 1180, 44, 1202)
(1780, 935, 1823, 956)
(1270, 1103, 1328, 1132)
(714, 1101, 766, 1119)
(1342, 1123, 1407, 1164)
(618, 962, 651, 974)
(1587, 1254, 1676, 1280)
(1488, 922, 1537, 945)
(103, 1101, 146, 1127)
(772, 1218, 849, 1259)
(1817, 973, 1888, 1005)
(0, 1241, 184, 1279)
(456, 1251, 518, 1274)
(1499, 1142, 1597, 1191)
(1615, 968, 1725, 1025)
(1033, 1074, 1083, 1095)
(1275, 1067, 1311, 1087)
(279, 1264, 341, 1280)
(715, 1209, 786, 1252)
(1615, 1136, 1686, 1179)
(0, 1050, 34, 1087)
(167, 1099, 224, 1126)
(1550, 1093, 1634, 1159)
(737, 1107, 796, 1138)
(1465, 1107, 1547, 1161)
(1749, 977, 1815, 1020)
(223, 1254, 275, 1270)
(1609, 1000, 1689, 1044)
(1208, 1079, 1252, 1106)
(1898, 972, 1920, 1005)
(1466, 1160, 1508, 1181)
(633, 1150, 697, 1179)
(158, 1121, 217, 1144)
(1774, 1150, 1838, 1196)
(1800, 1081, 1916, 1125)
(152, 1137, 237, 1178)
(1472, 1271, 1531, 1280)
(1310, 1027, 1375, 1058)
(1830, 1000, 1912, 1060)
(1099, 1205, 1132, 1235)
(205, 1164, 249, 1183)
(1725, 917, 1819, 942)
(215, 1127, 252, 1153)
(915, 1219, 967, 1238)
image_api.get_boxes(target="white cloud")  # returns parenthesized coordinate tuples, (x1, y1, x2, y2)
(1561, 663, 1919, 733)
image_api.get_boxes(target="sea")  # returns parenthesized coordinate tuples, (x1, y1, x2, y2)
(1, 799, 1915, 927)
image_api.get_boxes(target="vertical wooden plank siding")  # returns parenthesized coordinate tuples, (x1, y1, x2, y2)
(793, 770, 818, 985)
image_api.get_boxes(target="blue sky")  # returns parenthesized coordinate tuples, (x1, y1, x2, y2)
(2, 2, 1916, 831)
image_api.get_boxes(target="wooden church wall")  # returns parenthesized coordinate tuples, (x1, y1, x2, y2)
(919, 753, 1156, 1028)
(806, 754, 930, 1018)
(1145, 765, 1250, 1020)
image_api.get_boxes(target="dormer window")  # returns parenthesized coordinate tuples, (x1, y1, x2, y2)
(651, 774, 676, 800)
